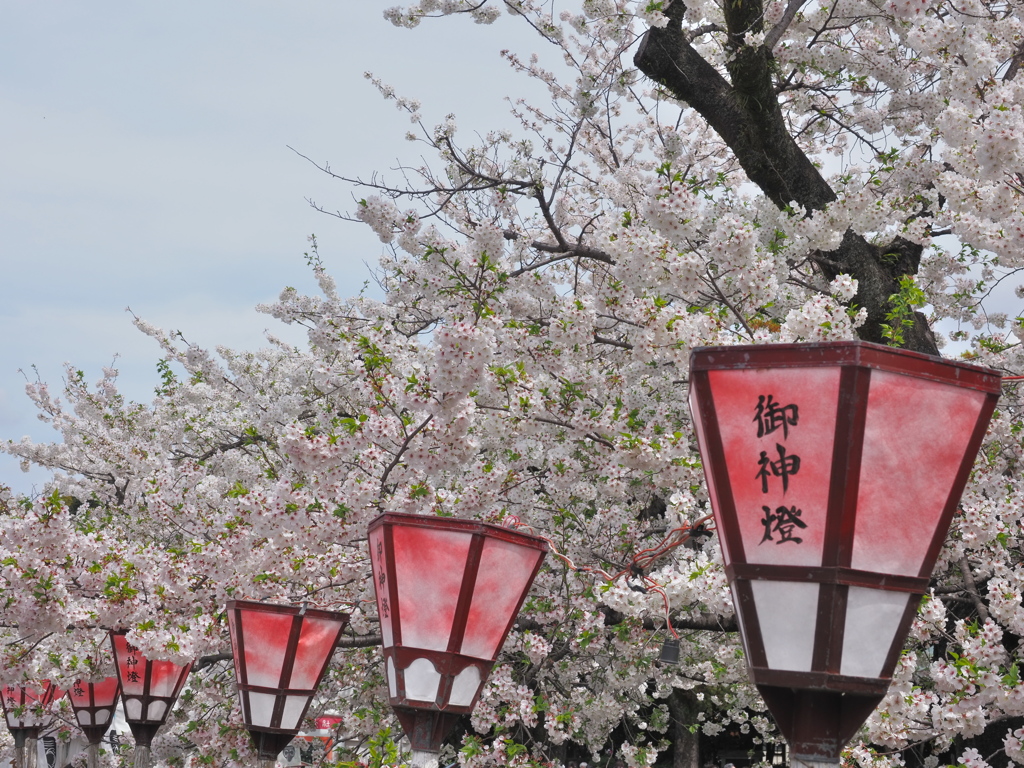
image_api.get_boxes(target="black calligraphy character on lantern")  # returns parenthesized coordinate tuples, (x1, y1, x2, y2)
(754, 395, 799, 440)
(127, 671, 140, 683)
(380, 597, 390, 619)
(125, 642, 138, 653)
(376, 540, 387, 587)
(759, 505, 808, 544)
(73, 683, 84, 697)
(125, 655, 138, 667)
(756, 444, 801, 493)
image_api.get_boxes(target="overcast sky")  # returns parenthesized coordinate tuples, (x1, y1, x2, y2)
(1, 3, 547, 495)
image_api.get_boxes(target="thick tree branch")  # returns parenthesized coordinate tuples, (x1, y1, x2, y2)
(959, 556, 991, 622)
(634, 1, 939, 355)
(764, 0, 807, 50)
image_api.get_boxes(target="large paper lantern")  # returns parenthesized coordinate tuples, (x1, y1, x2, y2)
(67, 676, 121, 745)
(367, 513, 548, 756)
(688, 341, 1000, 763)
(1, 681, 62, 732)
(226, 600, 349, 760)
(109, 632, 193, 749)
(1, 681, 63, 768)
(67, 677, 121, 768)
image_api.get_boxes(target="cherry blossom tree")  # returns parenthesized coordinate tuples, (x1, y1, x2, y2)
(4, 3, 1024, 768)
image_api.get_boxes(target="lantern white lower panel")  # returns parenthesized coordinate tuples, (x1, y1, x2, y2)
(403, 657, 441, 702)
(841, 587, 910, 678)
(449, 666, 482, 707)
(281, 695, 309, 731)
(247, 692, 277, 728)
(125, 699, 143, 721)
(147, 701, 167, 722)
(77, 712, 91, 726)
(750, 580, 819, 672)
(95, 710, 110, 725)
(387, 657, 397, 698)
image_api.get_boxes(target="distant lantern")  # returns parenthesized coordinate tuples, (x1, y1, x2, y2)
(1, 681, 63, 768)
(367, 513, 547, 765)
(66, 677, 121, 768)
(688, 341, 1000, 765)
(109, 631, 193, 768)
(226, 600, 349, 763)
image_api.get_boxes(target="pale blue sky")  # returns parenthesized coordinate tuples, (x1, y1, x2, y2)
(0, 3, 544, 494)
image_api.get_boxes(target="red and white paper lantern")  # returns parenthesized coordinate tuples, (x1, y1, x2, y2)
(226, 600, 349, 759)
(110, 632, 193, 748)
(368, 513, 548, 753)
(66, 676, 121, 745)
(1, 681, 63, 742)
(688, 341, 1001, 761)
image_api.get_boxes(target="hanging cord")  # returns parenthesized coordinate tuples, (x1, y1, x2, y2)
(504, 514, 715, 640)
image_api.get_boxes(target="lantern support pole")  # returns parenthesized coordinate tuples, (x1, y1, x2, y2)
(410, 749, 440, 768)
(258, 759, 277, 768)
(24, 736, 38, 768)
(86, 743, 99, 768)
(9, 729, 30, 768)
(133, 744, 151, 768)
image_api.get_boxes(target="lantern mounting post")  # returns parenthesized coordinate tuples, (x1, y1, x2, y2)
(688, 341, 1002, 764)
(367, 513, 548, 763)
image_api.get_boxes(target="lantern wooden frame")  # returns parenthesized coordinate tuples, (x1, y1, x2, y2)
(688, 341, 1001, 761)
(368, 513, 548, 753)
(226, 600, 350, 760)
(66, 676, 121, 746)
(109, 631, 193, 748)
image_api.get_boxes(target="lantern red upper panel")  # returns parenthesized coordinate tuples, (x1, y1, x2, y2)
(688, 341, 1001, 758)
(110, 631, 193, 746)
(367, 513, 547, 749)
(226, 599, 349, 741)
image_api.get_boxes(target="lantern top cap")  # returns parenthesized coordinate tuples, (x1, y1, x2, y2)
(225, 599, 350, 622)
(690, 340, 1001, 394)
(368, 512, 549, 553)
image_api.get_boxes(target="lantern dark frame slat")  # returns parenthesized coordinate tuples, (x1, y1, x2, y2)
(689, 341, 1002, 761)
